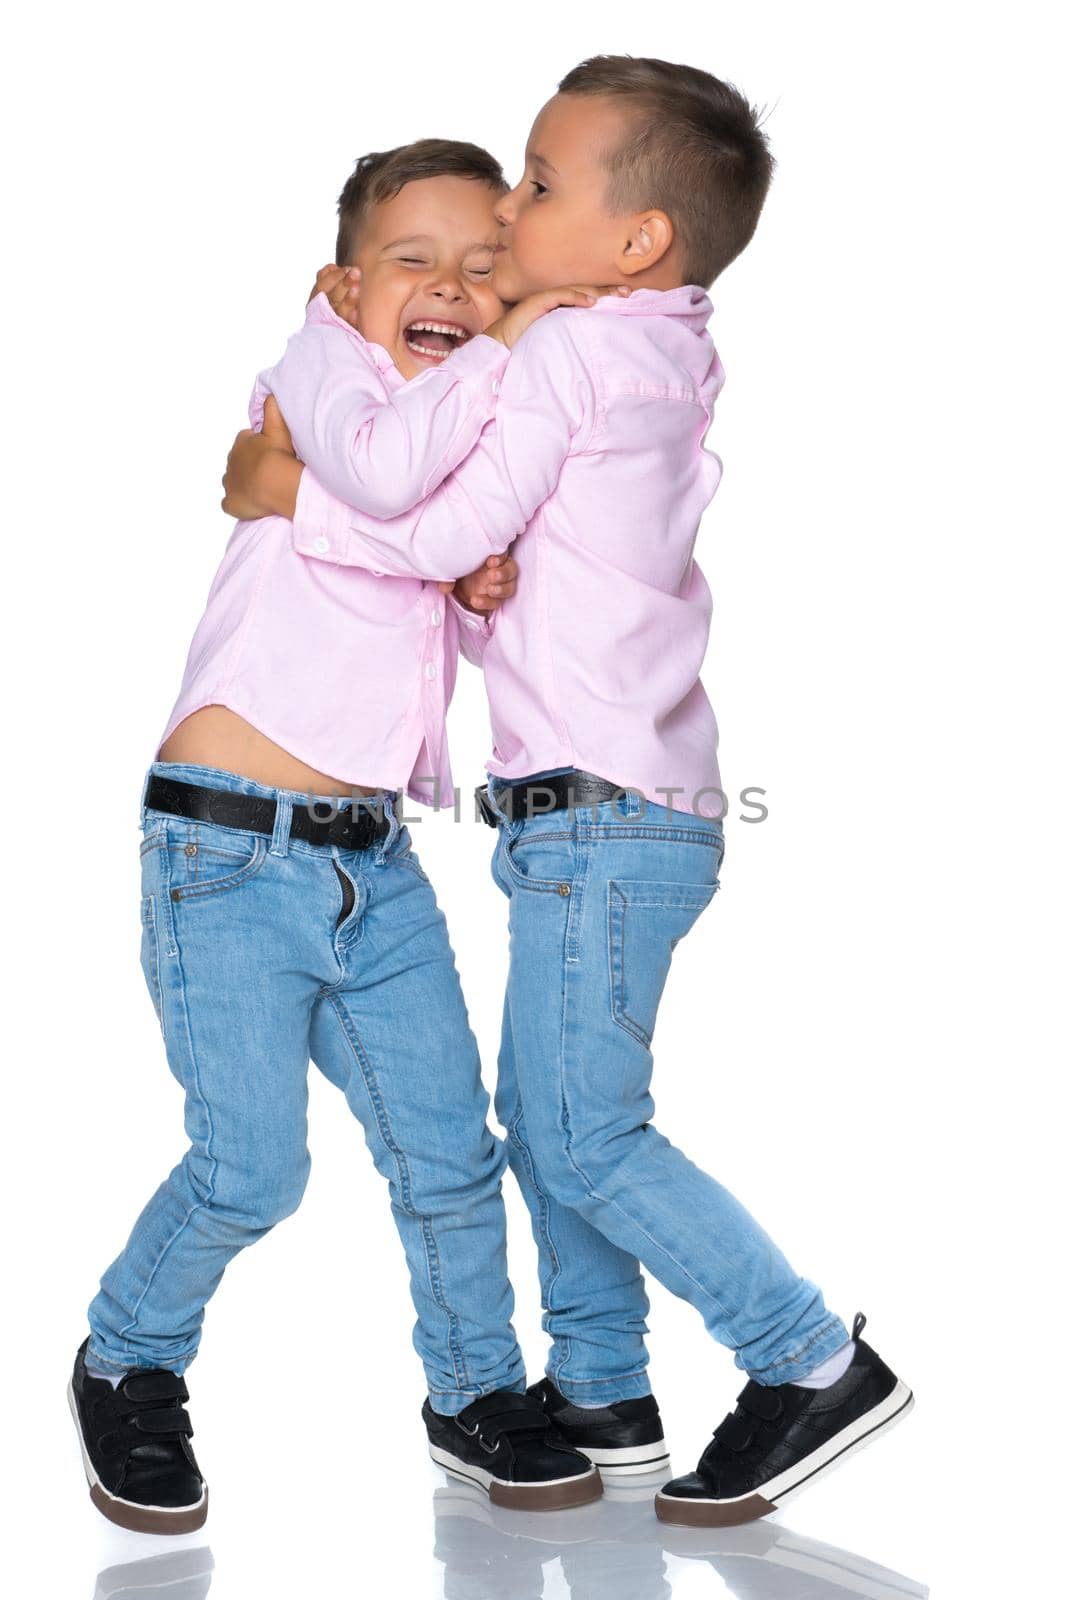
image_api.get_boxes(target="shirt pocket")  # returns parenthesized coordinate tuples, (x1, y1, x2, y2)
(608, 878, 718, 1048)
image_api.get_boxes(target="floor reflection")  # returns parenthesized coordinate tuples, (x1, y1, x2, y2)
(433, 1472, 929, 1600)
(86, 1478, 927, 1599)
(93, 1543, 214, 1600)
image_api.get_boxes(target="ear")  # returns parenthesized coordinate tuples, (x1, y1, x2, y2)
(616, 211, 673, 277)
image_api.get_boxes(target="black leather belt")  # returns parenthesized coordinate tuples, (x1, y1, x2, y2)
(475, 770, 626, 828)
(144, 775, 391, 851)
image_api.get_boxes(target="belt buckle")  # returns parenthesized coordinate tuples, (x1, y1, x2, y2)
(474, 784, 499, 828)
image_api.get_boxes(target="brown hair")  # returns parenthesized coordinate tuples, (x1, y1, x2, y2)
(335, 138, 507, 265)
(557, 56, 775, 286)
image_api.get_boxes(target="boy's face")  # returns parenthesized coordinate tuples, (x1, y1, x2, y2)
(350, 176, 505, 379)
(492, 94, 635, 301)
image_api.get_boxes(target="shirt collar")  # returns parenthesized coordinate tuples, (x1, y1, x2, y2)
(588, 285, 713, 332)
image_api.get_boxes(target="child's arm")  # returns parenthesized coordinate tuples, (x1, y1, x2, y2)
(262, 275, 610, 520)
(285, 313, 596, 582)
(259, 288, 508, 519)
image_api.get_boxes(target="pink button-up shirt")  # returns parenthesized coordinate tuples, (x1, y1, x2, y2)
(291, 287, 727, 815)
(157, 300, 507, 803)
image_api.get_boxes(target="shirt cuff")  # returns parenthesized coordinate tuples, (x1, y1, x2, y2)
(449, 593, 497, 660)
(291, 467, 383, 570)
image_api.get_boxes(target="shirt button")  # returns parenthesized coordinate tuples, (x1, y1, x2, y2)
(491, 379, 501, 394)
(313, 537, 329, 554)
(430, 609, 442, 627)
(425, 662, 438, 681)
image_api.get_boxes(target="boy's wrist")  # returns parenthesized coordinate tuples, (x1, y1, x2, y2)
(260, 449, 303, 521)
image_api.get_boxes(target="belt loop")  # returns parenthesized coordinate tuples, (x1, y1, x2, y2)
(486, 776, 514, 828)
(138, 766, 154, 830)
(270, 791, 293, 857)
(375, 794, 400, 864)
(626, 787, 646, 819)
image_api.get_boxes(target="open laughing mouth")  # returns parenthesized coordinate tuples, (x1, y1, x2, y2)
(402, 318, 473, 363)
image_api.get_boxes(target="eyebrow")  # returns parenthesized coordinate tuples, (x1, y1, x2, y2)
(529, 152, 560, 176)
(379, 235, 498, 255)
(379, 235, 434, 253)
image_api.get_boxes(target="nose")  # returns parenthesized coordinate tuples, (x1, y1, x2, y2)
(495, 186, 518, 226)
(426, 272, 468, 305)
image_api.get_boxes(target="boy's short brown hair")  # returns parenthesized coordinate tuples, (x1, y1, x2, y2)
(335, 138, 507, 265)
(558, 56, 775, 286)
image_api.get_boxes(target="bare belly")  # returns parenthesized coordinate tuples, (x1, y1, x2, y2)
(156, 706, 381, 797)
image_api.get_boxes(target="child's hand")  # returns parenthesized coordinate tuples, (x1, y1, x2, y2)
(485, 284, 631, 351)
(444, 551, 519, 613)
(221, 398, 301, 521)
(307, 263, 361, 329)
(221, 429, 278, 520)
(261, 394, 294, 454)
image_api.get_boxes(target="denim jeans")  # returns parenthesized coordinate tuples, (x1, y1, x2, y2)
(87, 762, 525, 1415)
(486, 773, 849, 1401)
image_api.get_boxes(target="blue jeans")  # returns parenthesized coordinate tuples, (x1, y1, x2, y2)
(87, 762, 525, 1415)
(486, 774, 849, 1401)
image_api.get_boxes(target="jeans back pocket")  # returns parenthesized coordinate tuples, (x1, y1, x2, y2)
(608, 879, 718, 1048)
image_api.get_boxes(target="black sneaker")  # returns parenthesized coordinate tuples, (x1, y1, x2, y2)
(69, 1339, 208, 1533)
(423, 1390, 603, 1510)
(655, 1314, 913, 1527)
(527, 1377, 671, 1477)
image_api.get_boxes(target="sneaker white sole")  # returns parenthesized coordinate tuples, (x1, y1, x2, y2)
(427, 1443, 602, 1510)
(656, 1379, 914, 1527)
(577, 1439, 672, 1477)
(68, 1379, 209, 1535)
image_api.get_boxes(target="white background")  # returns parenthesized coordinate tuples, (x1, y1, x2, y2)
(3, 4, 1062, 1596)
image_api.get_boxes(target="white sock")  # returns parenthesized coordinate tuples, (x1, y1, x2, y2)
(86, 1363, 127, 1389)
(792, 1340, 855, 1389)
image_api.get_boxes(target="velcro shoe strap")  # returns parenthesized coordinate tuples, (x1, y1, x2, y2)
(737, 1381, 785, 1421)
(711, 1411, 757, 1453)
(123, 1371, 190, 1404)
(131, 1407, 194, 1437)
(460, 1393, 552, 1443)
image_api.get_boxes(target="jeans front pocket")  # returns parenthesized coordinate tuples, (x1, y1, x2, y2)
(608, 879, 718, 1047)
(140, 893, 165, 1036)
(159, 822, 269, 903)
(502, 823, 576, 896)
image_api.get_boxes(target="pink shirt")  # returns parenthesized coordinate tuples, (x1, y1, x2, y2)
(157, 299, 507, 803)
(291, 288, 727, 815)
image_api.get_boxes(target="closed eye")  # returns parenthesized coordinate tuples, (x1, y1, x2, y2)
(398, 257, 429, 266)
